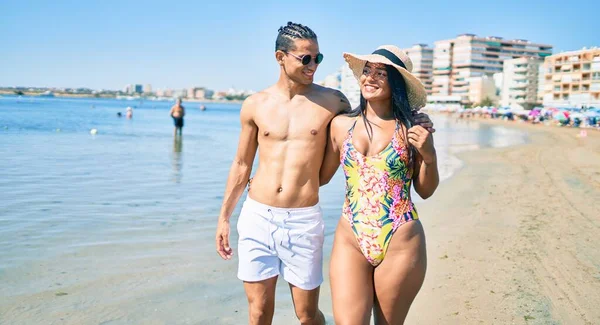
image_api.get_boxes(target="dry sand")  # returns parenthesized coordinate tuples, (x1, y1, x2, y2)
(403, 121, 600, 324)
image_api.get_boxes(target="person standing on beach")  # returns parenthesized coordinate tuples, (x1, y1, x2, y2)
(170, 98, 185, 136)
(319, 45, 439, 324)
(215, 22, 435, 325)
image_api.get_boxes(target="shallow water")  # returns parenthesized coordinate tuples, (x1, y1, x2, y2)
(0, 96, 528, 324)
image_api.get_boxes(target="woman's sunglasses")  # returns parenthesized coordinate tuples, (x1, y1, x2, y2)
(286, 52, 324, 65)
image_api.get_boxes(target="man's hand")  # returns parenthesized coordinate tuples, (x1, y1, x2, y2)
(413, 112, 435, 133)
(216, 218, 233, 260)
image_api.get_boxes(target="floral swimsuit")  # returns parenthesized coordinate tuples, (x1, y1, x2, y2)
(340, 118, 418, 266)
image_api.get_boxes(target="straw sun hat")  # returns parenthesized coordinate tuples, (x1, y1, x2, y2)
(343, 45, 427, 110)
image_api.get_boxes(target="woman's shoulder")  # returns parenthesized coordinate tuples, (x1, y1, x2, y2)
(331, 114, 355, 131)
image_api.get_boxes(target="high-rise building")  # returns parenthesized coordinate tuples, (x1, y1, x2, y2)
(537, 64, 546, 104)
(501, 57, 543, 108)
(323, 70, 341, 90)
(143, 84, 152, 94)
(340, 64, 360, 108)
(134, 84, 143, 94)
(188, 87, 198, 99)
(468, 75, 497, 105)
(432, 34, 552, 105)
(188, 87, 214, 100)
(195, 88, 206, 100)
(404, 44, 434, 96)
(540, 47, 600, 108)
(493, 72, 503, 97)
(172, 89, 186, 99)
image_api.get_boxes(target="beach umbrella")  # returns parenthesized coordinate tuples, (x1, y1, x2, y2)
(510, 103, 525, 111)
(514, 107, 528, 114)
(570, 112, 585, 119)
(584, 111, 600, 118)
(547, 107, 560, 113)
(553, 111, 569, 121)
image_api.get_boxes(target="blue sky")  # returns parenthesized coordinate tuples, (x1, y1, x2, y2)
(1, 0, 598, 92)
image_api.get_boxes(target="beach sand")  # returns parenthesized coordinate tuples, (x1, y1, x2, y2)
(401, 120, 600, 325)
(264, 119, 600, 325)
(1, 118, 599, 325)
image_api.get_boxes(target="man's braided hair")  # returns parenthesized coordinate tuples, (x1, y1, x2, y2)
(275, 22, 317, 52)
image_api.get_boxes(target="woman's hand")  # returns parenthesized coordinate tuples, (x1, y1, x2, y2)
(407, 125, 436, 164)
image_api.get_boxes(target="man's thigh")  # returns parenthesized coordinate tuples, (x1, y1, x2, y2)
(289, 283, 321, 317)
(243, 276, 278, 324)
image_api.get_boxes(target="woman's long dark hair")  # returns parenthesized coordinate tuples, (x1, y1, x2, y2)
(347, 64, 416, 169)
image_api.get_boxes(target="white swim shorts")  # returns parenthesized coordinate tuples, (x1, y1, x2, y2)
(237, 197, 325, 291)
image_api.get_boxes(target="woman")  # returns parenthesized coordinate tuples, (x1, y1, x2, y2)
(320, 45, 439, 324)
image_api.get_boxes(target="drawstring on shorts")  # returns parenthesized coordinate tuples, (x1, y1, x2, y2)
(266, 209, 293, 254)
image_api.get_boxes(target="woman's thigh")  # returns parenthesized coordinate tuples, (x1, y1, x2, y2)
(329, 218, 374, 325)
(373, 220, 427, 325)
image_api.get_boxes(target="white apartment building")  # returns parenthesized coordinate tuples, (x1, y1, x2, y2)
(501, 57, 543, 108)
(432, 34, 552, 105)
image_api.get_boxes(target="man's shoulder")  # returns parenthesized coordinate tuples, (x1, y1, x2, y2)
(240, 90, 274, 120)
(312, 84, 342, 98)
(243, 90, 272, 108)
(311, 85, 351, 113)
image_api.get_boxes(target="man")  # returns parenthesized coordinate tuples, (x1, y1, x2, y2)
(169, 98, 185, 136)
(215, 22, 434, 325)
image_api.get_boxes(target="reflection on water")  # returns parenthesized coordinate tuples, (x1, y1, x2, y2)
(172, 135, 183, 183)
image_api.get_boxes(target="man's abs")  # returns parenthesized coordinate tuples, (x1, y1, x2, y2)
(248, 143, 324, 208)
(246, 86, 341, 208)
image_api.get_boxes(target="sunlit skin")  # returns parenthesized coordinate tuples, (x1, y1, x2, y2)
(319, 59, 440, 325)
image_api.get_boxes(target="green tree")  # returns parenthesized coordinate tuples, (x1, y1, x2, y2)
(478, 97, 494, 107)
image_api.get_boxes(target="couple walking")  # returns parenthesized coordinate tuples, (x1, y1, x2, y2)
(215, 22, 439, 325)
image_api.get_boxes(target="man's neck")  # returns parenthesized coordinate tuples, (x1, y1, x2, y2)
(275, 75, 312, 100)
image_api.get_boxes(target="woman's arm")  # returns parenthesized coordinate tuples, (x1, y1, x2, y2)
(319, 115, 349, 186)
(408, 126, 439, 199)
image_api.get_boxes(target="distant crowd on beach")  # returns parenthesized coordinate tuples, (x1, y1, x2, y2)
(423, 105, 600, 130)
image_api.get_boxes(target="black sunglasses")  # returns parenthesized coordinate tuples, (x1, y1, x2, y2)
(286, 52, 324, 65)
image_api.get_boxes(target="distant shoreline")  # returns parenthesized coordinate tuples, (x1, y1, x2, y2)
(0, 90, 244, 104)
